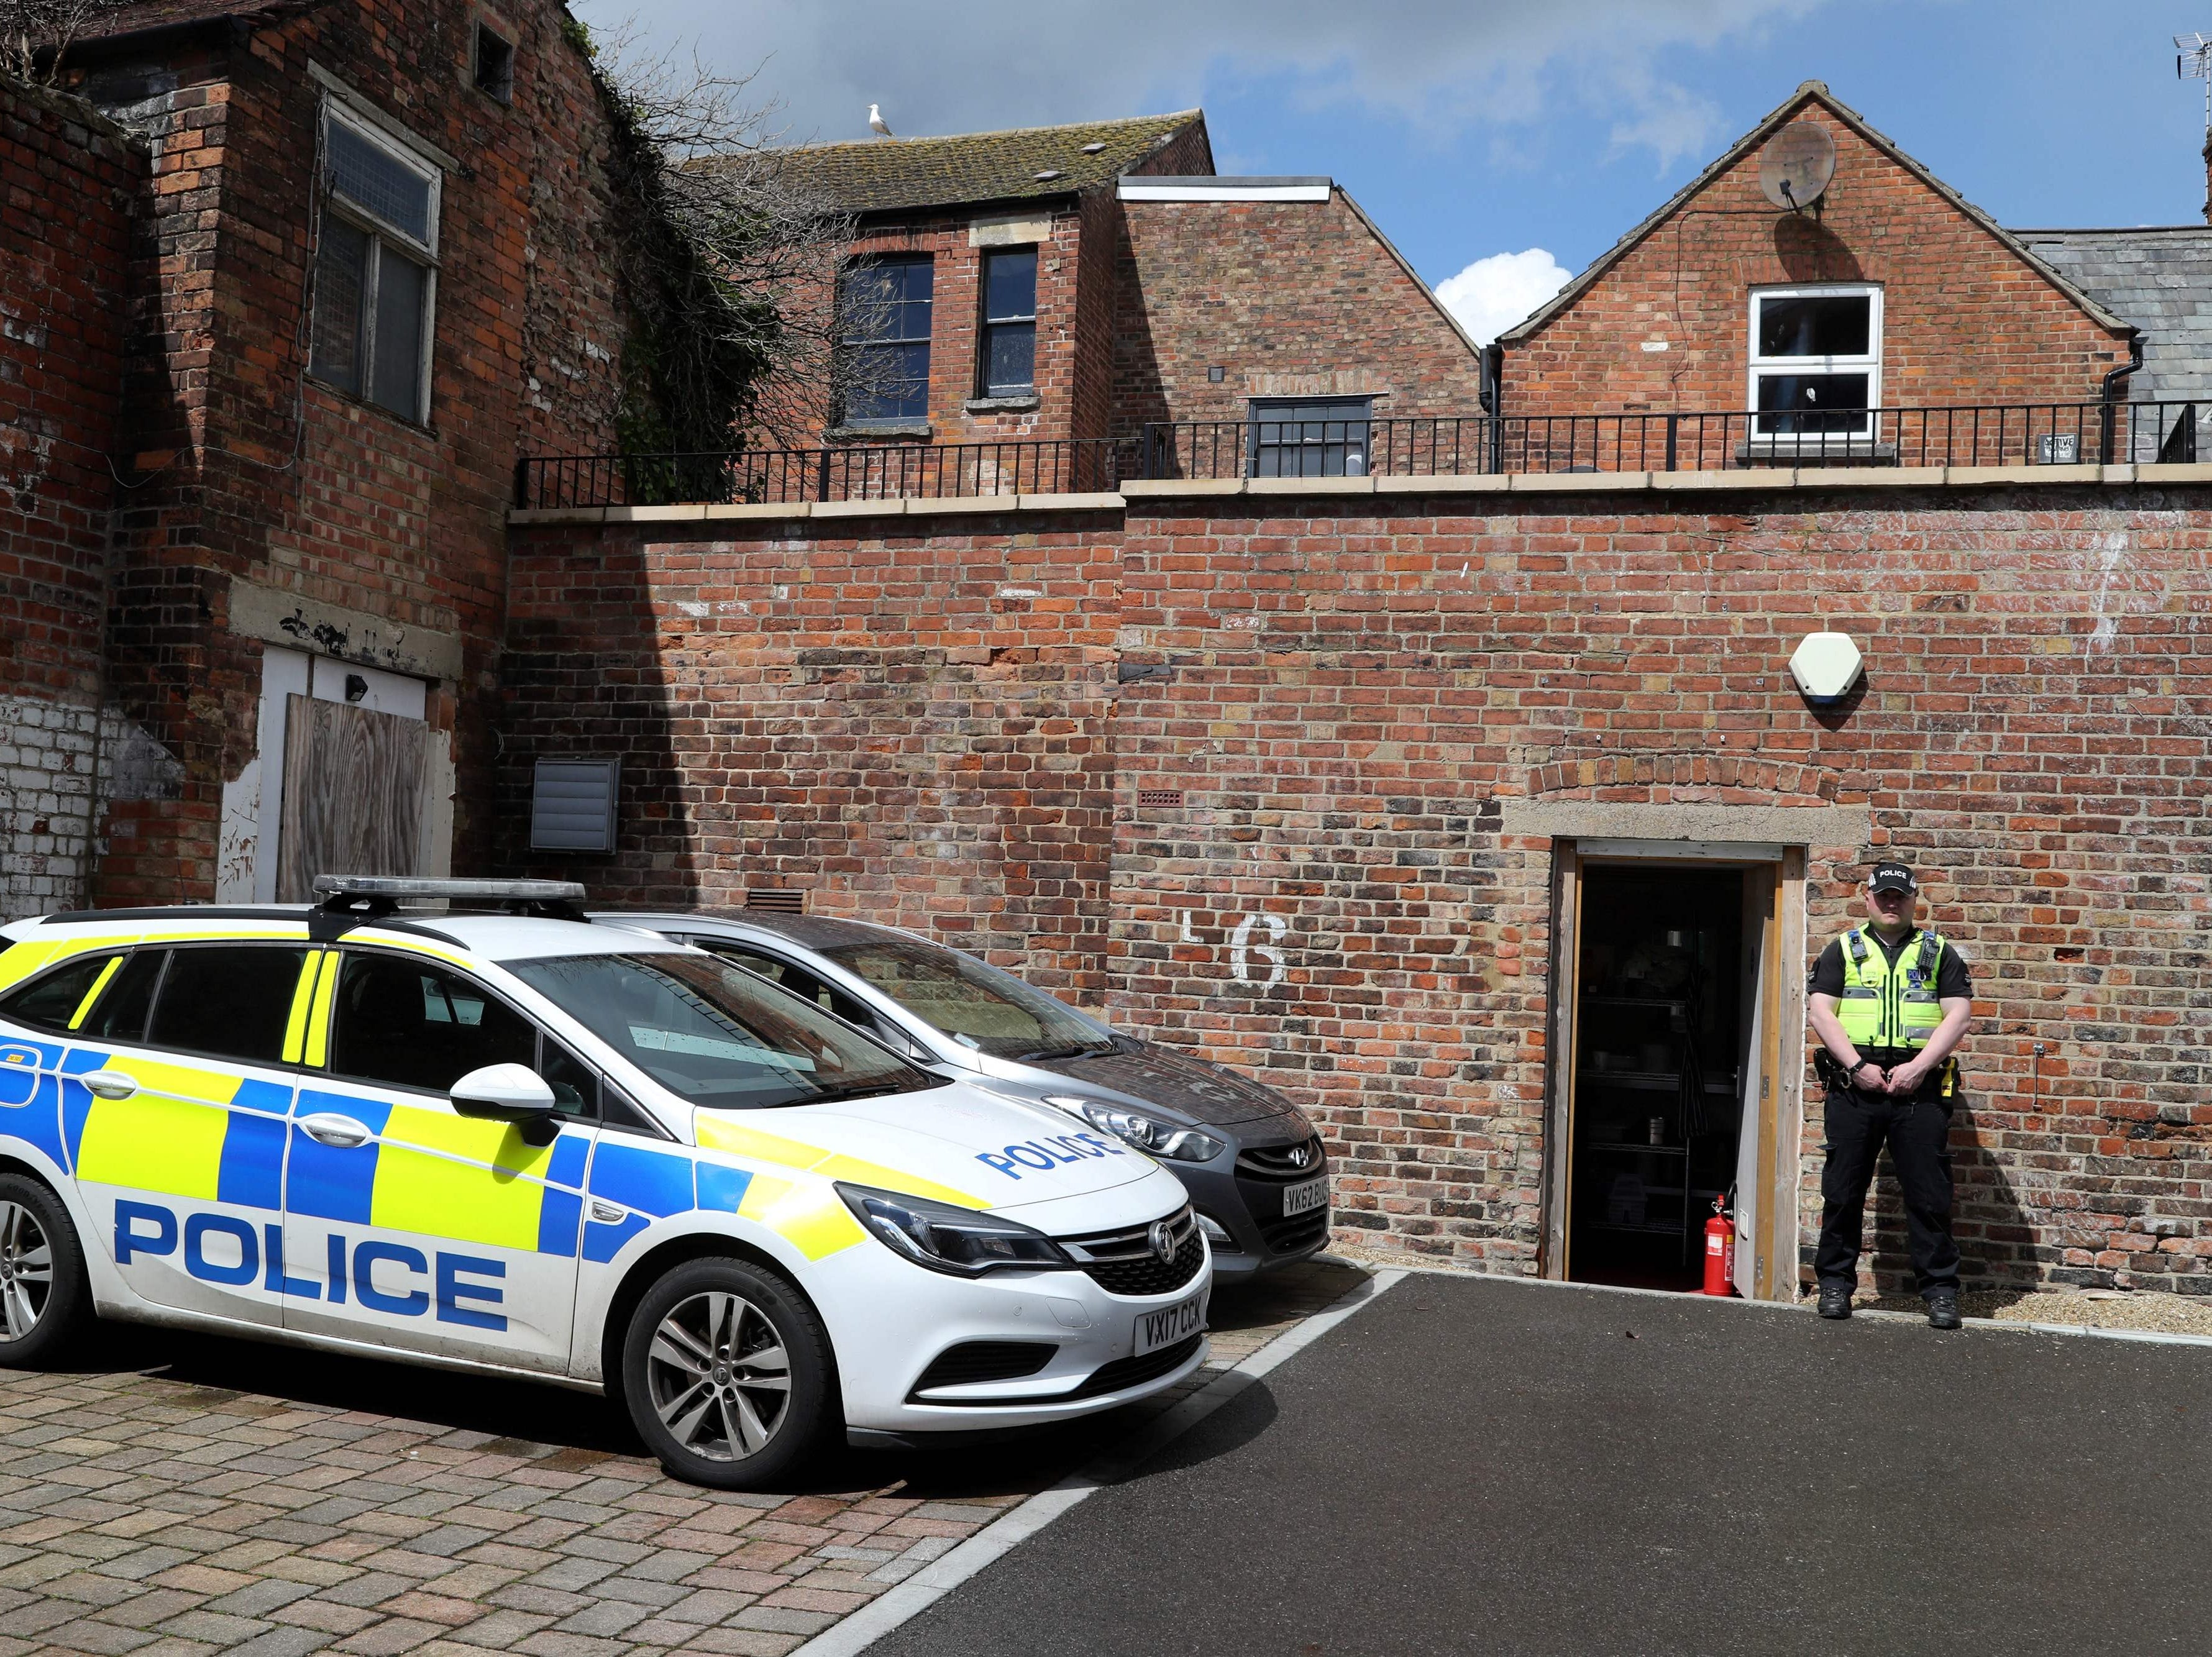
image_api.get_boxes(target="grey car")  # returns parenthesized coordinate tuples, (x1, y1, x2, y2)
(594, 911, 1330, 1279)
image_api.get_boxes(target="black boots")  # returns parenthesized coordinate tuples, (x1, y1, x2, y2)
(1927, 1289, 1962, 1330)
(1817, 1282, 1853, 1319)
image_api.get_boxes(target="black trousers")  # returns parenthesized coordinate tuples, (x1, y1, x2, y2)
(1815, 1085, 1960, 1299)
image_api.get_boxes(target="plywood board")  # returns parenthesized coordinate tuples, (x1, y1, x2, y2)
(276, 694, 427, 902)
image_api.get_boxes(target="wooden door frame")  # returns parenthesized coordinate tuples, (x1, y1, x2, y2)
(1539, 839, 1808, 1299)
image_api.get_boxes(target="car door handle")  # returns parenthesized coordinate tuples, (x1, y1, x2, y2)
(81, 1070, 137, 1100)
(299, 1113, 373, 1149)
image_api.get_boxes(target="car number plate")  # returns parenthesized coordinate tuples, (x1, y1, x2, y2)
(1282, 1175, 1329, 1217)
(1134, 1289, 1208, 1356)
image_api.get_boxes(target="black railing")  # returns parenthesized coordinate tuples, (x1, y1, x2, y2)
(1136, 401, 2202, 482)
(517, 403, 2205, 509)
(516, 437, 1132, 510)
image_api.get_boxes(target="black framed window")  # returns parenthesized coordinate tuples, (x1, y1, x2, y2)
(0, 952, 124, 1033)
(145, 945, 311, 1067)
(328, 953, 537, 1095)
(979, 249, 1036, 397)
(1248, 396, 1373, 478)
(839, 255, 933, 424)
(310, 109, 441, 424)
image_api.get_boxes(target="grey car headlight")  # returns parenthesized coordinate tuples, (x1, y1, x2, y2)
(836, 1184, 1070, 1276)
(1043, 1095, 1225, 1164)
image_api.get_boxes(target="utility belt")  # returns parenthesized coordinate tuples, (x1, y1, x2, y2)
(1814, 1047, 1957, 1098)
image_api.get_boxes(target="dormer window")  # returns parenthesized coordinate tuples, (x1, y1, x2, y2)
(1748, 285, 1881, 436)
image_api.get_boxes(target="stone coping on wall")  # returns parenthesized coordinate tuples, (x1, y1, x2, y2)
(505, 461, 2212, 526)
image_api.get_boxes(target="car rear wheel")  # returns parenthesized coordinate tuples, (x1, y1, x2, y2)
(621, 1257, 834, 1489)
(0, 1174, 89, 1367)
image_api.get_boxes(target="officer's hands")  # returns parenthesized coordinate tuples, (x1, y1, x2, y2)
(1885, 1059, 1929, 1095)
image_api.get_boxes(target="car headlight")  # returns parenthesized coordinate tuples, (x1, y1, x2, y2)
(836, 1184, 1070, 1276)
(1042, 1095, 1225, 1163)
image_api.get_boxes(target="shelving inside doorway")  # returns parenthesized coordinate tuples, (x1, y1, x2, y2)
(1567, 865, 1749, 1292)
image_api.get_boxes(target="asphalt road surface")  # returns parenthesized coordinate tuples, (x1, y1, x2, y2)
(872, 1273, 2212, 1656)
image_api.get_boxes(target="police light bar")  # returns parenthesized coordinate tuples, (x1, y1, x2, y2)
(311, 876, 588, 902)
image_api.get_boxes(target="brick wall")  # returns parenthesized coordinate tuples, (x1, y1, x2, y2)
(32, 0, 630, 909)
(1109, 188, 1485, 436)
(0, 78, 145, 915)
(503, 479, 2212, 1297)
(1502, 91, 2133, 420)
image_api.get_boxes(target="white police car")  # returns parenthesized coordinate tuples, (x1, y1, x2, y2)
(0, 879, 1210, 1487)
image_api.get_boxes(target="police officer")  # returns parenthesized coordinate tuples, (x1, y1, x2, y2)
(1806, 861, 1973, 1330)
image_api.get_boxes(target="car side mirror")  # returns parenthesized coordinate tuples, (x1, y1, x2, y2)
(450, 1063, 562, 1146)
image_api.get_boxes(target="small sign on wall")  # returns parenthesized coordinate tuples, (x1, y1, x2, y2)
(530, 759, 619, 852)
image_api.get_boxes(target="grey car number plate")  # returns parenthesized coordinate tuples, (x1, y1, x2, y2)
(1282, 1175, 1328, 1216)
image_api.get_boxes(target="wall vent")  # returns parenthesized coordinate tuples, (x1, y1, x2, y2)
(529, 759, 619, 853)
(1136, 789, 1184, 808)
(745, 888, 806, 914)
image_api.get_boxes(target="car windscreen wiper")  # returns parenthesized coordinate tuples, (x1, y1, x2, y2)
(803, 1079, 926, 1104)
(1012, 1041, 1110, 1062)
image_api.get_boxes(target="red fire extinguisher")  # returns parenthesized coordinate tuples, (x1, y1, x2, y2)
(1702, 1191, 1737, 1297)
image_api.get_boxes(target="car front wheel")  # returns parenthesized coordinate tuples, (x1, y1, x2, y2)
(0, 1174, 90, 1367)
(620, 1257, 834, 1489)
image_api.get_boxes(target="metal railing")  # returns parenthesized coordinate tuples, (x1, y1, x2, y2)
(516, 403, 2205, 509)
(1136, 401, 2202, 482)
(516, 437, 1131, 510)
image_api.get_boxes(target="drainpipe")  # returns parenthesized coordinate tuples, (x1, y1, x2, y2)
(2097, 329, 2143, 465)
(1480, 341, 1504, 474)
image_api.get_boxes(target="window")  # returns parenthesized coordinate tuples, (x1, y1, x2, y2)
(328, 954, 537, 1095)
(0, 952, 124, 1033)
(1748, 285, 1881, 437)
(310, 108, 441, 424)
(506, 952, 939, 1108)
(1248, 396, 1373, 478)
(979, 249, 1036, 397)
(76, 949, 167, 1043)
(473, 23, 514, 103)
(695, 941, 875, 1028)
(146, 945, 311, 1066)
(838, 255, 933, 424)
(821, 937, 1115, 1062)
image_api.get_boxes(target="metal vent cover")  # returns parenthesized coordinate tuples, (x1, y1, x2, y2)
(745, 888, 807, 914)
(529, 759, 619, 853)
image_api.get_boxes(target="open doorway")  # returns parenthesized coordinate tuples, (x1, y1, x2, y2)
(1556, 859, 1781, 1293)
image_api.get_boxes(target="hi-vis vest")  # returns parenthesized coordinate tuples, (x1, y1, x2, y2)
(1835, 928, 1949, 1052)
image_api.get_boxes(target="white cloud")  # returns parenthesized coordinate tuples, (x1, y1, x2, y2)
(575, 0, 1822, 164)
(1435, 249, 1576, 344)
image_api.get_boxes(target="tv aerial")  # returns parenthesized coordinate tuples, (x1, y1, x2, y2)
(1758, 121, 1836, 212)
(2178, 34, 2212, 138)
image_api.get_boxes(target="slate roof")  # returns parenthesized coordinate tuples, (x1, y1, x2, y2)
(734, 111, 1210, 216)
(2014, 227, 2212, 406)
(69, 0, 322, 42)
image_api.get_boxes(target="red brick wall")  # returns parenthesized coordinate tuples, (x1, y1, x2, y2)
(505, 481, 2212, 1297)
(1108, 189, 1485, 437)
(58, 0, 629, 903)
(499, 507, 1123, 998)
(1503, 93, 2132, 420)
(0, 80, 144, 914)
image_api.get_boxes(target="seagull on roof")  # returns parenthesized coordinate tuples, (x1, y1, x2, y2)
(869, 104, 893, 139)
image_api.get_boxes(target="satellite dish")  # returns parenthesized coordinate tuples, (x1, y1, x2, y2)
(1758, 121, 1836, 211)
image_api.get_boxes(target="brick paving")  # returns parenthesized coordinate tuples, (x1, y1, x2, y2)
(0, 1261, 1365, 1657)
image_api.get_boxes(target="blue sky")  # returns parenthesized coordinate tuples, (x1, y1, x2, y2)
(583, 1, 2212, 339)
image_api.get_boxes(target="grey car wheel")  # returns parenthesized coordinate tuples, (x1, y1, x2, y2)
(621, 1258, 834, 1489)
(0, 1175, 89, 1366)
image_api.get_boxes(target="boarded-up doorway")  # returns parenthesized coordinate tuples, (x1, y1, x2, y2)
(275, 694, 428, 901)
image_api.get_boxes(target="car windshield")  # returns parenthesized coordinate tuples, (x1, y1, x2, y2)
(507, 952, 940, 1108)
(819, 937, 1115, 1061)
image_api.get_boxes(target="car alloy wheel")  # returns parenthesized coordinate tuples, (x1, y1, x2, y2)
(0, 1199, 52, 1343)
(645, 1290, 792, 1461)
(621, 1256, 833, 1489)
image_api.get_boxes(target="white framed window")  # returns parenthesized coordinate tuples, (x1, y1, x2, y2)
(309, 104, 441, 426)
(1747, 285, 1881, 437)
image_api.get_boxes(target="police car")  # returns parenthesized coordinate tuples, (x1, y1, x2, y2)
(0, 879, 1210, 1488)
